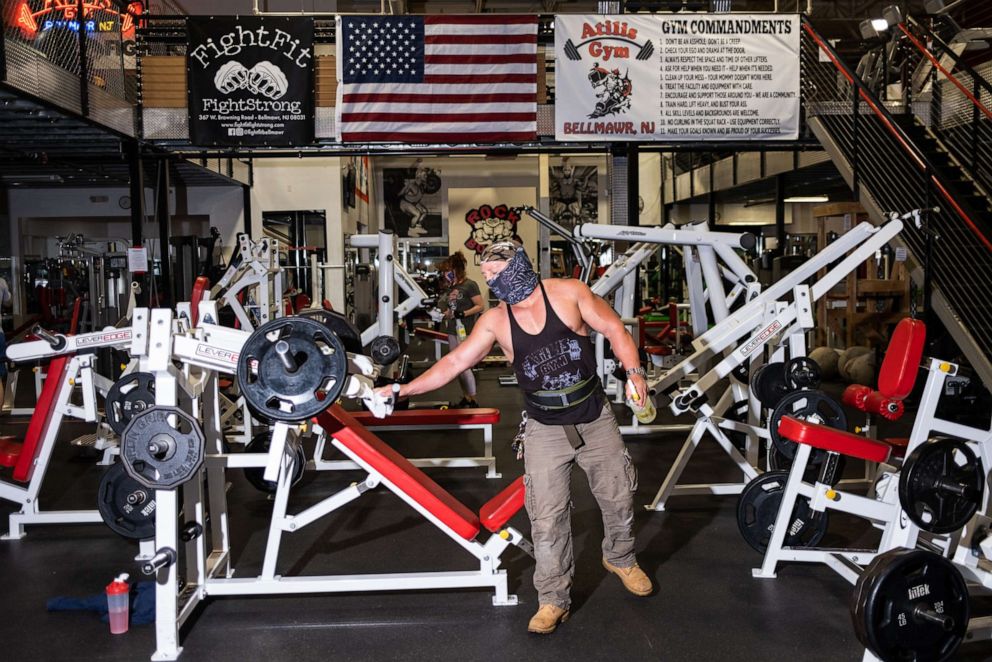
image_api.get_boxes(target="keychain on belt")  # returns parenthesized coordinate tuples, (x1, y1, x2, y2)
(511, 411, 527, 460)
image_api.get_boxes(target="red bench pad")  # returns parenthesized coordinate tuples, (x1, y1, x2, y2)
(778, 416, 891, 463)
(349, 408, 500, 427)
(317, 406, 481, 541)
(878, 318, 926, 399)
(480, 476, 525, 533)
(14, 356, 70, 482)
(0, 437, 22, 468)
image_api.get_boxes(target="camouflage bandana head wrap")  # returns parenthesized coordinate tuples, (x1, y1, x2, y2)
(481, 241, 538, 305)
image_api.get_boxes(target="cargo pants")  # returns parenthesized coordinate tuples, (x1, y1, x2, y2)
(523, 402, 638, 610)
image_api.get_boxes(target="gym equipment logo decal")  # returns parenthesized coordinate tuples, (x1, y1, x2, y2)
(463, 204, 523, 256)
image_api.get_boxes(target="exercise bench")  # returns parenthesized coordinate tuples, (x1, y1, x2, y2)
(314, 407, 502, 478)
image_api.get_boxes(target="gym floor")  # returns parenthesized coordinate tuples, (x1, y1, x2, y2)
(1, 356, 990, 661)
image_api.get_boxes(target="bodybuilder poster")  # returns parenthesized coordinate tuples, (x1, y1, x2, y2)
(555, 14, 800, 141)
(187, 16, 314, 146)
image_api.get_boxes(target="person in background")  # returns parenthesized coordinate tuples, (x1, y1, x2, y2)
(437, 252, 484, 408)
(0, 276, 11, 410)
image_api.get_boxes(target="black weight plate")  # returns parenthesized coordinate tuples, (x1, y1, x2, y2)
(243, 432, 306, 493)
(852, 548, 969, 662)
(769, 390, 848, 462)
(899, 438, 984, 534)
(97, 462, 157, 540)
(751, 363, 791, 409)
(105, 372, 156, 436)
(769, 447, 846, 485)
(298, 309, 364, 354)
(237, 316, 348, 422)
(785, 356, 822, 390)
(737, 470, 829, 553)
(369, 335, 402, 366)
(121, 406, 205, 490)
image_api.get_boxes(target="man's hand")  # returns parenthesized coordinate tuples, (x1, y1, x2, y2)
(625, 373, 648, 404)
(374, 384, 403, 402)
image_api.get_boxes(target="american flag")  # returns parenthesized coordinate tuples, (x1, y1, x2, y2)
(336, 15, 538, 143)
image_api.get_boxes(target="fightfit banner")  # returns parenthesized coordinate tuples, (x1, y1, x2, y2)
(187, 16, 314, 146)
(555, 14, 800, 141)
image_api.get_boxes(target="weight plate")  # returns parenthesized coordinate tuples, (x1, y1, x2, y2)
(852, 548, 969, 662)
(105, 372, 156, 436)
(737, 470, 829, 553)
(298, 309, 364, 354)
(899, 438, 984, 534)
(369, 335, 402, 366)
(243, 432, 306, 493)
(785, 356, 822, 390)
(769, 446, 846, 485)
(97, 462, 157, 540)
(751, 363, 791, 409)
(237, 316, 348, 422)
(769, 390, 847, 462)
(121, 406, 205, 490)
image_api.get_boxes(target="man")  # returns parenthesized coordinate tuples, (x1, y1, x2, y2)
(376, 240, 652, 634)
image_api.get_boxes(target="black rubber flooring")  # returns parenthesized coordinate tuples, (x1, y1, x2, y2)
(0, 362, 990, 661)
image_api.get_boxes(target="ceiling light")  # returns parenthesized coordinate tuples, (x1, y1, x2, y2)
(784, 195, 830, 203)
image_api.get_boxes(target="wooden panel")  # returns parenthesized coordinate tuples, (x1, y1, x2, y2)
(537, 54, 547, 105)
(142, 55, 187, 108)
(316, 55, 336, 107)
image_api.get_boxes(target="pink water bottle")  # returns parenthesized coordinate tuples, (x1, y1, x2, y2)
(106, 574, 130, 635)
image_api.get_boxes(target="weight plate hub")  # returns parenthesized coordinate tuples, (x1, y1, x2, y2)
(121, 406, 205, 490)
(769, 390, 847, 462)
(97, 462, 157, 540)
(852, 548, 969, 662)
(750, 363, 791, 409)
(899, 438, 984, 534)
(370, 335, 402, 366)
(243, 432, 306, 493)
(105, 372, 156, 436)
(298, 309, 363, 354)
(237, 316, 348, 422)
(736, 470, 828, 553)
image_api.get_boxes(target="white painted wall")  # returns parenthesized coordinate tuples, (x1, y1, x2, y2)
(249, 157, 345, 310)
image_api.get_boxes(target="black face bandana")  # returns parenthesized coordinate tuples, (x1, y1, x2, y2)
(486, 248, 538, 305)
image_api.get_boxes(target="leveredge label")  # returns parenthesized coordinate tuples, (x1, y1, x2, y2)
(555, 14, 800, 142)
(76, 329, 133, 347)
(738, 320, 782, 356)
(195, 345, 240, 364)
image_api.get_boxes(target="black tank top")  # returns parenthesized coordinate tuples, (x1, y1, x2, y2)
(507, 282, 604, 425)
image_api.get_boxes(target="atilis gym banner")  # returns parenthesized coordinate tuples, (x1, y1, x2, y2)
(336, 15, 538, 143)
(555, 14, 800, 141)
(187, 16, 314, 146)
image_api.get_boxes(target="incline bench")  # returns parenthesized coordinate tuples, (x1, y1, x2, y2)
(314, 407, 502, 478)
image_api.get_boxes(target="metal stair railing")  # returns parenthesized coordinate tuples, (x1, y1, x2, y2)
(801, 16, 992, 384)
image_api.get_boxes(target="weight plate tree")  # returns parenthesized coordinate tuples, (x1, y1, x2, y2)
(237, 316, 349, 422)
(737, 470, 829, 553)
(852, 548, 969, 662)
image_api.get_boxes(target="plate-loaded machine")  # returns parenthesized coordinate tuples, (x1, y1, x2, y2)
(7, 303, 531, 661)
(645, 218, 905, 511)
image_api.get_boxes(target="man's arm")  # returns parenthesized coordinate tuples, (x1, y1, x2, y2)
(380, 310, 498, 399)
(574, 281, 647, 400)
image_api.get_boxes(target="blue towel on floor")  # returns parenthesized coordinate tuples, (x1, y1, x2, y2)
(47, 581, 155, 625)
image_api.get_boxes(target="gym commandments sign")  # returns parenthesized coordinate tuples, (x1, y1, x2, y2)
(555, 14, 800, 141)
(187, 16, 314, 146)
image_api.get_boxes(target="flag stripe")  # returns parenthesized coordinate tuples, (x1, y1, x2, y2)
(342, 101, 536, 113)
(424, 34, 536, 45)
(342, 93, 537, 104)
(424, 23, 537, 35)
(342, 112, 537, 123)
(341, 131, 538, 142)
(342, 82, 536, 95)
(424, 63, 536, 75)
(423, 73, 535, 84)
(424, 53, 537, 64)
(342, 121, 533, 132)
(425, 43, 536, 55)
(424, 15, 537, 25)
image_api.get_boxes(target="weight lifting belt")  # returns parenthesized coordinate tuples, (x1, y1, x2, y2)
(524, 376, 601, 412)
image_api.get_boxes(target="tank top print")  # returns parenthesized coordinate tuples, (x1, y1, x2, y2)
(507, 282, 604, 425)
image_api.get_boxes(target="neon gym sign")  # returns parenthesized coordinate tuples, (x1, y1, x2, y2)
(10, 1, 144, 39)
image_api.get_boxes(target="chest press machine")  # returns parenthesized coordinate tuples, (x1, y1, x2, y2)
(644, 218, 904, 511)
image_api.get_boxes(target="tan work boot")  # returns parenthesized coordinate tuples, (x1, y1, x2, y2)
(527, 604, 570, 634)
(602, 558, 653, 596)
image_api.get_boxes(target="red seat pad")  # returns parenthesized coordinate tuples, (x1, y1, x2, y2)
(316, 406, 481, 541)
(778, 416, 891, 463)
(14, 356, 70, 482)
(349, 408, 500, 427)
(480, 476, 526, 533)
(0, 437, 22, 468)
(878, 318, 927, 399)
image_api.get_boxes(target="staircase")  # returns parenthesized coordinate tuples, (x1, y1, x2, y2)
(801, 16, 992, 388)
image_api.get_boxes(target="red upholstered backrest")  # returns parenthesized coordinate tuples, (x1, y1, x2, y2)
(878, 318, 927, 399)
(13, 356, 70, 482)
(316, 405, 481, 541)
(190, 276, 210, 327)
